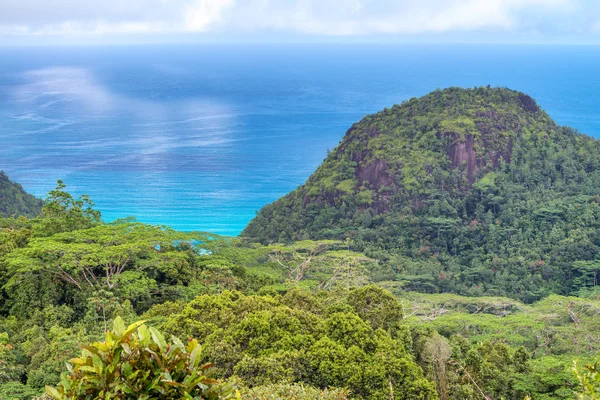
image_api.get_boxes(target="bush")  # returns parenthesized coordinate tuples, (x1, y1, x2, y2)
(45, 317, 237, 399)
(242, 383, 350, 399)
(0, 382, 42, 400)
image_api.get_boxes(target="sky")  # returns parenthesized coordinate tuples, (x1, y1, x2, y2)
(1, 0, 600, 45)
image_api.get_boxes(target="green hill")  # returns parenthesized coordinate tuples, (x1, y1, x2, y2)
(0, 171, 43, 218)
(243, 87, 600, 301)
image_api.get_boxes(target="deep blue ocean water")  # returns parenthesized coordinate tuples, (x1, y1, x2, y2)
(1, 44, 600, 235)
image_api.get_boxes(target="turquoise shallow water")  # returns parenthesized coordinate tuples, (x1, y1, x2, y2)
(1, 44, 600, 235)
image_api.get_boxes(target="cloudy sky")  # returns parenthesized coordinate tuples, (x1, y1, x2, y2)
(1, 0, 600, 45)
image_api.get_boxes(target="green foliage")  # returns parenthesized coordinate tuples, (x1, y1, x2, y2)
(241, 382, 349, 399)
(0, 339, 25, 384)
(45, 316, 236, 400)
(2, 160, 600, 399)
(0, 171, 43, 218)
(573, 261, 600, 296)
(157, 290, 436, 399)
(574, 359, 600, 399)
(243, 87, 600, 302)
(33, 180, 101, 237)
(0, 382, 42, 400)
(399, 292, 600, 357)
(3, 222, 207, 316)
(513, 356, 577, 400)
(346, 285, 403, 331)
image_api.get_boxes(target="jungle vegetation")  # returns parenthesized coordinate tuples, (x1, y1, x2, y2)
(0, 181, 597, 399)
(2, 88, 600, 399)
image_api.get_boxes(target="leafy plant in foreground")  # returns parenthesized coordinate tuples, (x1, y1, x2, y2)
(574, 359, 600, 399)
(45, 317, 236, 400)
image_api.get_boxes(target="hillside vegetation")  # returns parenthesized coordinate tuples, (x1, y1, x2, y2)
(0, 180, 598, 399)
(0, 172, 42, 218)
(244, 87, 600, 302)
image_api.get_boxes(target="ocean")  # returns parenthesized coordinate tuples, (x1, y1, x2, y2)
(1, 44, 600, 235)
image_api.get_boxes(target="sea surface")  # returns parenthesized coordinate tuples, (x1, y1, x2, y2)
(1, 44, 600, 235)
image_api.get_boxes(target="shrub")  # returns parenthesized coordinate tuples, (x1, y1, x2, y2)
(0, 382, 42, 400)
(45, 317, 236, 400)
(574, 359, 600, 399)
(242, 383, 350, 400)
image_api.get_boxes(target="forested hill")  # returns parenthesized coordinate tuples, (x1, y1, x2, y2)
(0, 171, 42, 218)
(244, 87, 600, 301)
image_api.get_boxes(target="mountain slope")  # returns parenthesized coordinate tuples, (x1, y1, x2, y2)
(0, 171, 43, 218)
(243, 87, 600, 301)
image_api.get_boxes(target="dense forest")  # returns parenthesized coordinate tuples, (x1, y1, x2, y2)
(1, 88, 600, 399)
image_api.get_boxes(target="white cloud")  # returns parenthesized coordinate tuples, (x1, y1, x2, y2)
(0, 0, 593, 40)
(223, 0, 573, 35)
(30, 21, 169, 36)
(184, 0, 235, 32)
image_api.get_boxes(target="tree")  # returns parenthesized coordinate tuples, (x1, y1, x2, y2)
(573, 261, 600, 292)
(346, 285, 403, 331)
(324, 255, 369, 290)
(0, 333, 25, 384)
(422, 333, 451, 400)
(268, 242, 330, 284)
(6, 222, 190, 293)
(33, 180, 101, 237)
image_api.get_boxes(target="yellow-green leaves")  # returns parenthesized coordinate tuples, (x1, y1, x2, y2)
(574, 359, 600, 400)
(149, 326, 167, 352)
(120, 319, 146, 343)
(113, 315, 127, 336)
(46, 317, 236, 399)
(45, 385, 61, 399)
